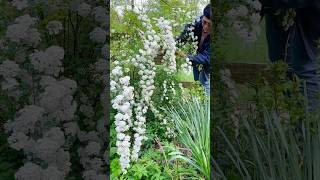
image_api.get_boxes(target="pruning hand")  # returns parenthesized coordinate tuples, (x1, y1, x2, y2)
(176, 51, 187, 58)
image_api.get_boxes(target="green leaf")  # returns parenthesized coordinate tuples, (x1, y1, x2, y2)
(110, 158, 122, 177)
(130, 164, 148, 179)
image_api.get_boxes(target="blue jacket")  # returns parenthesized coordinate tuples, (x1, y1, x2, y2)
(177, 16, 210, 86)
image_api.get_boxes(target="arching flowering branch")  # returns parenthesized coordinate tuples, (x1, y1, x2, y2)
(155, 17, 177, 74)
(176, 21, 198, 74)
(111, 65, 135, 173)
(130, 14, 160, 161)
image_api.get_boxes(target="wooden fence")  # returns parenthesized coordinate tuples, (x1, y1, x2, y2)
(222, 63, 267, 83)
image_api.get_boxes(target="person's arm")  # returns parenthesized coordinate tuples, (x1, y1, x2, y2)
(260, 0, 315, 8)
(188, 48, 210, 65)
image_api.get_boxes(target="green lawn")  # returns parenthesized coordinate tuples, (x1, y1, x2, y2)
(176, 70, 194, 82)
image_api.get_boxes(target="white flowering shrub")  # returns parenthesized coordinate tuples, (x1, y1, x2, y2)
(46, 21, 63, 35)
(227, 1, 296, 43)
(110, 1, 209, 177)
(227, 0, 262, 43)
(176, 22, 198, 74)
(0, 0, 108, 179)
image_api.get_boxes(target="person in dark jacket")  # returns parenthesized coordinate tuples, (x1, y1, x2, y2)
(176, 4, 211, 95)
(261, 0, 320, 111)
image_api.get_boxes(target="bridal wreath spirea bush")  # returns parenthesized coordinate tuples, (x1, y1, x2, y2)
(110, 4, 202, 173)
(0, 0, 108, 179)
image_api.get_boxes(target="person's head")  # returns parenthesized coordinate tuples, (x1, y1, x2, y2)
(202, 4, 211, 33)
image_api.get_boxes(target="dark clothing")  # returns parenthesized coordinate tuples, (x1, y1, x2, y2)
(261, 0, 320, 8)
(177, 16, 211, 92)
(203, 4, 211, 19)
(263, 1, 320, 111)
(262, 1, 320, 61)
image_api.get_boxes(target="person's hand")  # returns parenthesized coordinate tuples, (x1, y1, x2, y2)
(176, 50, 187, 58)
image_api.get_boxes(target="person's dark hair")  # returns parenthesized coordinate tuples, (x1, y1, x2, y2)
(203, 4, 211, 20)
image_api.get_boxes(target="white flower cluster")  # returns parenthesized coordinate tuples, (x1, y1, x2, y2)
(4, 106, 72, 179)
(178, 82, 184, 90)
(46, 20, 63, 35)
(4, 105, 45, 150)
(177, 25, 197, 74)
(6, 14, 41, 47)
(172, 7, 197, 28)
(149, 102, 176, 138)
(76, 55, 108, 179)
(2, 12, 80, 178)
(30, 46, 64, 77)
(101, 44, 108, 59)
(111, 66, 135, 173)
(14, 78, 77, 177)
(90, 27, 107, 44)
(0, 59, 20, 78)
(93, 6, 107, 28)
(169, 81, 176, 97)
(275, 9, 296, 31)
(227, 0, 262, 43)
(77, 135, 105, 180)
(76, 58, 108, 178)
(155, 17, 177, 74)
(15, 162, 64, 180)
(161, 80, 168, 101)
(3, 55, 77, 179)
(130, 14, 162, 162)
(0, 60, 22, 98)
(111, 14, 182, 172)
(11, 0, 28, 10)
(39, 78, 77, 123)
(158, 80, 178, 138)
(1, 3, 110, 179)
(77, 2, 91, 17)
(181, 57, 193, 74)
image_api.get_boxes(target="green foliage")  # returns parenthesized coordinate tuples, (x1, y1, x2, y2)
(218, 108, 320, 180)
(251, 61, 305, 125)
(214, 61, 319, 179)
(110, 142, 202, 180)
(110, 1, 210, 179)
(166, 96, 210, 180)
(0, 134, 24, 180)
(110, 147, 171, 180)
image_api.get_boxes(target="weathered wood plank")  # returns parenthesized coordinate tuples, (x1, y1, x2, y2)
(180, 81, 195, 88)
(180, 63, 267, 88)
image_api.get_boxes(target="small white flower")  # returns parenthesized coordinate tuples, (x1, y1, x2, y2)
(77, 2, 91, 17)
(119, 76, 130, 86)
(46, 21, 63, 35)
(11, 0, 28, 10)
(90, 27, 107, 43)
(117, 133, 126, 140)
(251, 0, 262, 10)
(111, 66, 122, 76)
